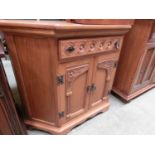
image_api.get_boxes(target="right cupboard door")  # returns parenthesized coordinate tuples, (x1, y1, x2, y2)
(152, 69, 155, 84)
(89, 56, 118, 108)
(150, 53, 155, 84)
(140, 46, 155, 86)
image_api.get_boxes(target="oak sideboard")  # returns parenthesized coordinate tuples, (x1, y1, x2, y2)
(0, 20, 131, 134)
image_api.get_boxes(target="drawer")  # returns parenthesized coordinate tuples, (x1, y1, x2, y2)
(59, 36, 123, 59)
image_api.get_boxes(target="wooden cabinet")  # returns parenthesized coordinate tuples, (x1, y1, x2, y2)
(0, 20, 130, 134)
(113, 20, 155, 102)
(0, 53, 26, 135)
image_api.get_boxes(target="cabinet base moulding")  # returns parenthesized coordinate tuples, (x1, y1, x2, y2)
(112, 84, 155, 102)
(25, 102, 109, 135)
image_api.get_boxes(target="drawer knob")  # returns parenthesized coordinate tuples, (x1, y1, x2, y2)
(115, 41, 120, 49)
(66, 46, 75, 53)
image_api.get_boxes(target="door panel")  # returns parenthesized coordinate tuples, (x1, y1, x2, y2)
(89, 57, 117, 108)
(65, 64, 89, 118)
(133, 43, 155, 91)
(152, 69, 155, 84)
(150, 55, 155, 84)
(141, 49, 155, 84)
(57, 58, 93, 122)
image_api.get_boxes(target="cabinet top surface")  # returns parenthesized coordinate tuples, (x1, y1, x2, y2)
(0, 20, 131, 30)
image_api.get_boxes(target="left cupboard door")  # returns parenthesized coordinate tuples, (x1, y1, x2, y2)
(57, 58, 93, 124)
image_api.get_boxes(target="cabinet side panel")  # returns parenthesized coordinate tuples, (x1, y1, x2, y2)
(9, 35, 56, 124)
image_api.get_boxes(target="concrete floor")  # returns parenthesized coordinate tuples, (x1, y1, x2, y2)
(3, 59, 155, 135)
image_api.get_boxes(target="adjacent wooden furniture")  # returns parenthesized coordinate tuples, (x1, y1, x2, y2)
(0, 20, 131, 134)
(0, 43, 26, 134)
(113, 20, 155, 102)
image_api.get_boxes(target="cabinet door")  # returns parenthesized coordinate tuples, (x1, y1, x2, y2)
(133, 43, 155, 91)
(151, 69, 155, 84)
(57, 58, 93, 123)
(89, 56, 118, 108)
(150, 55, 155, 84)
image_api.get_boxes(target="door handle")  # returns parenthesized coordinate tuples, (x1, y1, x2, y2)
(87, 85, 91, 93)
(91, 83, 96, 91)
(87, 84, 96, 93)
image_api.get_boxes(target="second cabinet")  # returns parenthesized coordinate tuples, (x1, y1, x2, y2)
(113, 20, 155, 102)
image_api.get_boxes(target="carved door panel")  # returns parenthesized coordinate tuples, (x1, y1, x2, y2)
(89, 57, 117, 108)
(57, 58, 93, 123)
(133, 43, 155, 91)
(152, 68, 155, 84)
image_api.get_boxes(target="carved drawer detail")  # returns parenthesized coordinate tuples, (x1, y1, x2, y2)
(59, 37, 122, 59)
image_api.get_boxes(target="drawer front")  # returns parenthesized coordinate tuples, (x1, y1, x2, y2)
(59, 36, 123, 59)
